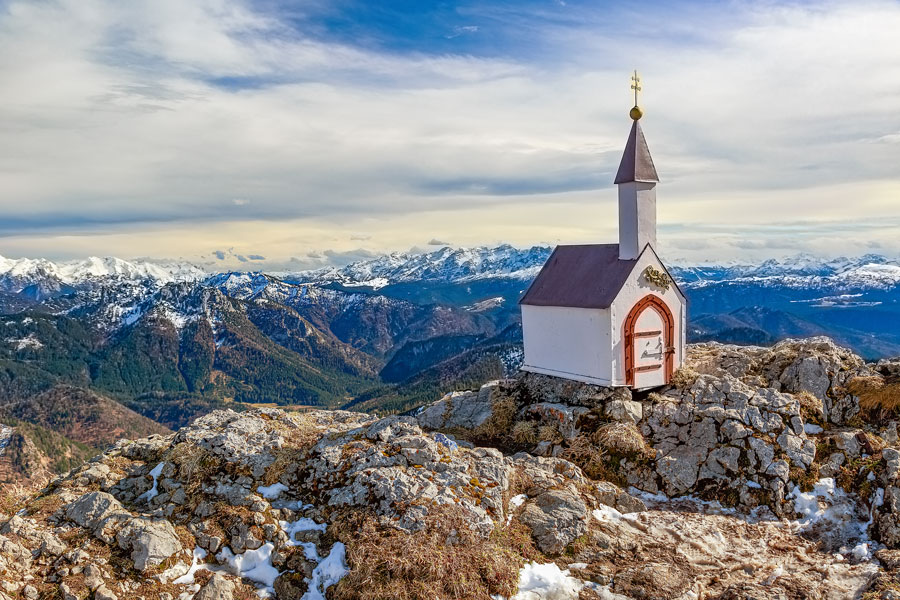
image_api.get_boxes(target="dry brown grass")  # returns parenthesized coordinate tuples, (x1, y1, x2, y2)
(560, 436, 610, 482)
(670, 367, 700, 389)
(25, 492, 65, 520)
(850, 376, 900, 423)
(475, 394, 519, 441)
(167, 442, 222, 494)
(330, 508, 523, 600)
(511, 421, 538, 445)
(795, 390, 825, 424)
(262, 446, 306, 486)
(275, 413, 325, 448)
(537, 424, 563, 444)
(593, 422, 649, 457)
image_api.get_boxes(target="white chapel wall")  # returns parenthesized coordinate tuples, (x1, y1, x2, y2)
(617, 181, 657, 260)
(521, 304, 613, 385)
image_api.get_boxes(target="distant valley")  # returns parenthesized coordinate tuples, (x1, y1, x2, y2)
(1, 246, 899, 481)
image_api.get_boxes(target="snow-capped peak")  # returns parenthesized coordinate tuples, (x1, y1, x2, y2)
(293, 244, 553, 287)
(0, 254, 207, 293)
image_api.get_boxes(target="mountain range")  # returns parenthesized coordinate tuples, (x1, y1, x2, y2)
(1, 245, 899, 484)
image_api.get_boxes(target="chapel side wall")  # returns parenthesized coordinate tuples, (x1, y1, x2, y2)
(609, 251, 685, 384)
(521, 304, 613, 385)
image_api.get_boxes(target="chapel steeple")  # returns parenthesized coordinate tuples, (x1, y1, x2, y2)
(615, 70, 659, 260)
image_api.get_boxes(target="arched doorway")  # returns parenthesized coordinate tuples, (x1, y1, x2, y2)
(624, 294, 675, 388)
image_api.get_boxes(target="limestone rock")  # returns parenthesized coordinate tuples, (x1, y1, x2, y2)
(64, 491, 128, 533)
(416, 383, 500, 431)
(518, 487, 589, 555)
(656, 447, 705, 496)
(595, 482, 646, 514)
(777, 429, 816, 469)
(196, 574, 235, 600)
(516, 371, 631, 407)
(93, 586, 117, 600)
(527, 402, 588, 439)
(605, 399, 643, 424)
(114, 518, 183, 572)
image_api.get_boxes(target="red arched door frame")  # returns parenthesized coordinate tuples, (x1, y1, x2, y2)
(624, 294, 675, 387)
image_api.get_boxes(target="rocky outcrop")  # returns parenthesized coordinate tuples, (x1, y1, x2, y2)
(3, 337, 900, 599)
(0, 405, 632, 599)
(687, 336, 872, 424)
(640, 373, 816, 508)
(416, 387, 496, 431)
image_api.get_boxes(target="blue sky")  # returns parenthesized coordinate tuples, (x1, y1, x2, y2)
(0, 0, 898, 268)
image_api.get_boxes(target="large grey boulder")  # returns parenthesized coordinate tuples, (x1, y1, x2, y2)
(605, 399, 643, 424)
(595, 481, 646, 514)
(64, 491, 132, 543)
(64, 491, 127, 531)
(63, 491, 183, 572)
(417, 384, 498, 431)
(196, 573, 235, 600)
(115, 517, 183, 572)
(777, 428, 816, 469)
(305, 414, 512, 534)
(686, 337, 871, 424)
(518, 486, 589, 555)
(655, 446, 705, 495)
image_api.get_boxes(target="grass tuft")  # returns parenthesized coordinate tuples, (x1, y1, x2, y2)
(593, 422, 649, 457)
(795, 390, 825, 424)
(330, 508, 524, 600)
(670, 367, 700, 389)
(850, 376, 900, 424)
(511, 421, 538, 445)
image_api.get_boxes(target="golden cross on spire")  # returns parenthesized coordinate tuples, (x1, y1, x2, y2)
(629, 69, 644, 121)
(631, 70, 641, 105)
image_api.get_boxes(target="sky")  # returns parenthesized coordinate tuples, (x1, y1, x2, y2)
(0, 0, 899, 270)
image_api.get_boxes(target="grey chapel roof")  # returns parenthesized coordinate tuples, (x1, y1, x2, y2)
(519, 244, 637, 309)
(614, 120, 659, 184)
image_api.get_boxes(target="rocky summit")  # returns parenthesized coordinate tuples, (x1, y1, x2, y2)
(3, 337, 900, 599)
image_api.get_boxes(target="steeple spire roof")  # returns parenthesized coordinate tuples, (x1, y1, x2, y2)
(614, 118, 659, 184)
(615, 70, 659, 185)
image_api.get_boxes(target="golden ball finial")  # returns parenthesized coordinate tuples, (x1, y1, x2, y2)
(629, 105, 643, 120)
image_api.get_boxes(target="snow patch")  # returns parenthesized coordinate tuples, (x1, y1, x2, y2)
(507, 494, 528, 524)
(510, 494, 527, 509)
(593, 505, 639, 523)
(788, 477, 880, 559)
(173, 547, 208, 585)
(301, 542, 349, 600)
(510, 562, 584, 600)
(138, 462, 165, 503)
(257, 483, 289, 500)
(217, 543, 280, 593)
(281, 517, 328, 544)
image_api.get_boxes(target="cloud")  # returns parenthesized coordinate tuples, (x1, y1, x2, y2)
(428, 238, 452, 246)
(0, 0, 898, 264)
(236, 254, 248, 262)
(323, 248, 380, 265)
(876, 133, 900, 144)
(247, 254, 265, 260)
(213, 250, 226, 260)
(446, 25, 479, 39)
